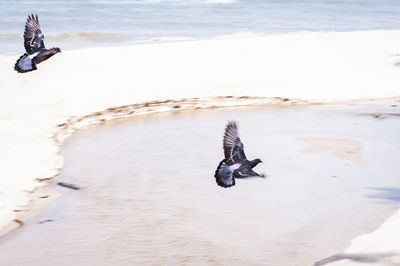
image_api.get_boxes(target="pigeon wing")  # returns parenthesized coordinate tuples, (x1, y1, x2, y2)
(24, 14, 45, 54)
(33, 48, 60, 65)
(223, 121, 247, 165)
(233, 166, 263, 179)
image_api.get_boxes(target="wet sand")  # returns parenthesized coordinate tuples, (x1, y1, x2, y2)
(0, 105, 399, 265)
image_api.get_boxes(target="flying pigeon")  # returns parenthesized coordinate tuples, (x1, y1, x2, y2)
(214, 121, 265, 188)
(14, 14, 61, 73)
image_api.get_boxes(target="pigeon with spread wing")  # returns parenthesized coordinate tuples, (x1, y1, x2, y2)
(214, 121, 264, 188)
(14, 14, 61, 73)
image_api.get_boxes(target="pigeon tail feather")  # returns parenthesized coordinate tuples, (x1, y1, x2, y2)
(14, 53, 37, 73)
(214, 159, 236, 188)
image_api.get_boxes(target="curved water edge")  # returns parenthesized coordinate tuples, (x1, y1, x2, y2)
(0, 95, 399, 265)
(1, 95, 399, 234)
(0, 96, 312, 237)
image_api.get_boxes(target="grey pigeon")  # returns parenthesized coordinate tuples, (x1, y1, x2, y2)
(214, 121, 264, 188)
(14, 14, 61, 73)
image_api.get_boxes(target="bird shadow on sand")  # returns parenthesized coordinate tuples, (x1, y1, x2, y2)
(314, 252, 398, 266)
(366, 187, 400, 204)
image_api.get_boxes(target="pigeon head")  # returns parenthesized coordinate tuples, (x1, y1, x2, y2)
(249, 158, 262, 168)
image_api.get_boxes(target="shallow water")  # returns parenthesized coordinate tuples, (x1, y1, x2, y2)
(1, 0, 400, 54)
(1, 106, 400, 265)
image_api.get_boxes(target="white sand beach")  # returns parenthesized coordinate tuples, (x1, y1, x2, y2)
(0, 30, 400, 265)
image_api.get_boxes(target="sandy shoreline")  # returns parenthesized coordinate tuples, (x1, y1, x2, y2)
(0, 96, 313, 237)
(0, 30, 400, 264)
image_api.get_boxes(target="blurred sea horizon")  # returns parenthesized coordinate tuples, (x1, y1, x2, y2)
(1, 0, 400, 54)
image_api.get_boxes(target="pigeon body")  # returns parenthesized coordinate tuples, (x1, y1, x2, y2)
(214, 121, 264, 188)
(14, 14, 61, 73)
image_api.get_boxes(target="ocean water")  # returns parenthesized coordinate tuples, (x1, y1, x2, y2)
(1, 0, 400, 54)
